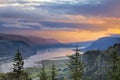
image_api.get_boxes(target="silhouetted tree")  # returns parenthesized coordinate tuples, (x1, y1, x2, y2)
(51, 63, 57, 80)
(13, 49, 24, 73)
(6, 71, 31, 80)
(67, 46, 83, 80)
(107, 47, 120, 80)
(13, 49, 24, 80)
(39, 64, 48, 80)
(63, 76, 68, 80)
(0, 49, 31, 80)
(0, 73, 6, 80)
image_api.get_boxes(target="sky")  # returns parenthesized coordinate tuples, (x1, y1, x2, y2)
(0, 0, 120, 43)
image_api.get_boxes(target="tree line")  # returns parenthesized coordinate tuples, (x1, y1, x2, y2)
(0, 45, 120, 80)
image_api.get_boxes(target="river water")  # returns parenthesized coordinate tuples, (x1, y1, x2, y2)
(1, 47, 79, 72)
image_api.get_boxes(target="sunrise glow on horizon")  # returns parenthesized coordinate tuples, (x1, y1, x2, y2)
(0, 0, 120, 43)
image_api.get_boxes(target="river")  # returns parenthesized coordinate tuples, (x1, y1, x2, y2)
(1, 47, 80, 72)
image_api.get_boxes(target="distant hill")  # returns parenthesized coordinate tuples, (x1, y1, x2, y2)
(0, 33, 92, 59)
(82, 37, 120, 51)
(0, 33, 92, 50)
(0, 33, 60, 46)
(0, 33, 62, 50)
(0, 40, 36, 61)
(0, 33, 63, 60)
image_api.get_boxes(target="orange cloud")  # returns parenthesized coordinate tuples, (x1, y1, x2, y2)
(44, 15, 120, 31)
(108, 28, 120, 34)
(1, 15, 120, 43)
(4, 27, 120, 43)
(64, 15, 120, 32)
(38, 29, 119, 43)
(15, 30, 108, 43)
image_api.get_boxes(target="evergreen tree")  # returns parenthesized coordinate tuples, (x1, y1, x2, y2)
(67, 45, 83, 80)
(39, 64, 48, 80)
(51, 63, 57, 80)
(13, 49, 24, 73)
(0, 49, 30, 80)
(63, 76, 68, 80)
(0, 73, 6, 80)
(13, 49, 24, 80)
(6, 71, 31, 80)
(107, 47, 120, 80)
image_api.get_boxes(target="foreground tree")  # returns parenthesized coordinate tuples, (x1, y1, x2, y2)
(39, 64, 48, 80)
(50, 63, 57, 80)
(6, 71, 30, 80)
(0, 49, 31, 80)
(0, 73, 6, 80)
(12, 49, 30, 80)
(107, 46, 120, 80)
(67, 46, 83, 80)
(13, 49, 24, 73)
(13, 49, 24, 80)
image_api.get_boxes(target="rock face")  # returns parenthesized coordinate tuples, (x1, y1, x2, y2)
(82, 37, 120, 51)
(0, 40, 36, 59)
(82, 44, 120, 80)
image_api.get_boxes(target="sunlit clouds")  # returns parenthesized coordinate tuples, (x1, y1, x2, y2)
(0, 0, 120, 43)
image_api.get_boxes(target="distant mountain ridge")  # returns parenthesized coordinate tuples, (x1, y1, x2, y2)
(0, 33, 62, 61)
(0, 33, 60, 46)
(82, 37, 120, 51)
(0, 40, 36, 60)
(0, 33, 92, 62)
(1, 33, 120, 52)
(0, 33, 93, 50)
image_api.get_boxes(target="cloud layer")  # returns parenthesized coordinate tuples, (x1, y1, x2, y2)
(0, 0, 120, 42)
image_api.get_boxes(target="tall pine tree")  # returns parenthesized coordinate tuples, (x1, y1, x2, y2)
(13, 49, 24, 73)
(0, 49, 30, 80)
(51, 63, 57, 80)
(67, 45, 83, 80)
(39, 64, 48, 80)
(13, 49, 24, 80)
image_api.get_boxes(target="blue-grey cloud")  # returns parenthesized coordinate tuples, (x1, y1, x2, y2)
(0, 0, 119, 33)
(0, 0, 119, 20)
(37, 0, 120, 17)
(0, 6, 41, 18)
(0, 0, 120, 19)
(0, 19, 106, 32)
(41, 21, 106, 31)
